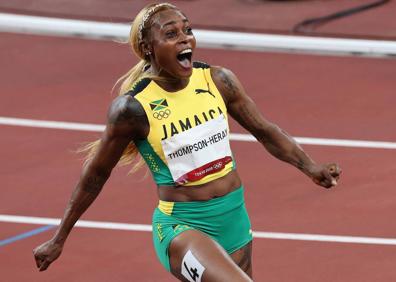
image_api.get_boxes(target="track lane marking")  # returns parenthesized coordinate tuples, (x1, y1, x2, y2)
(1, 13, 396, 57)
(0, 225, 55, 247)
(1, 116, 396, 149)
(2, 214, 396, 246)
(0, 117, 105, 132)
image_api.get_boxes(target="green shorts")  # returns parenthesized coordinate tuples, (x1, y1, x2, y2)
(152, 186, 253, 271)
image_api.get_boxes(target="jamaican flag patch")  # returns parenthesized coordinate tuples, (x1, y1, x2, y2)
(150, 99, 168, 111)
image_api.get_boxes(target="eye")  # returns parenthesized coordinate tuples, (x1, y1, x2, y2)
(165, 30, 177, 38)
(185, 27, 193, 34)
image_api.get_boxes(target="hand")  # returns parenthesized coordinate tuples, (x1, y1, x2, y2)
(33, 239, 63, 271)
(308, 163, 341, 189)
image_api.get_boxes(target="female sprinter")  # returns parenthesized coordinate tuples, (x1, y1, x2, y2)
(33, 3, 341, 281)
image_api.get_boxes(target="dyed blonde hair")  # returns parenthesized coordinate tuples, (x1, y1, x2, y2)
(81, 3, 177, 171)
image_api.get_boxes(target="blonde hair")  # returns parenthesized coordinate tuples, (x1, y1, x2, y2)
(81, 3, 177, 171)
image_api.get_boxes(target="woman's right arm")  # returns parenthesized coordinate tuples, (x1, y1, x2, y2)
(33, 95, 148, 271)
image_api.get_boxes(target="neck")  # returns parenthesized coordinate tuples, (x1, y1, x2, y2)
(148, 64, 190, 92)
(155, 78, 189, 92)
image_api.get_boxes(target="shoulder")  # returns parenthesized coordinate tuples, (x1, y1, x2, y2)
(209, 65, 242, 104)
(210, 65, 235, 84)
(109, 95, 146, 122)
(107, 94, 148, 140)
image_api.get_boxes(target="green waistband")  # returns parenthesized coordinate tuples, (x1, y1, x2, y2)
(158, 185, 244, 217)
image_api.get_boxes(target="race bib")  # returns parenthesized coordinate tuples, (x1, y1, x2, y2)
(161, 114, 232, 185)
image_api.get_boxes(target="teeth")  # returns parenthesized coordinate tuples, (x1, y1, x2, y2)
(179, 48, 192, 55)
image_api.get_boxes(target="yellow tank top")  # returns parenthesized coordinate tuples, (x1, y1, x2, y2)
(130, 62, 235, 186)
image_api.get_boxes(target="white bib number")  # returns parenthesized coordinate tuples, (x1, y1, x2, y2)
(161, 115, 232, 185)
(181, 250, 205, 282)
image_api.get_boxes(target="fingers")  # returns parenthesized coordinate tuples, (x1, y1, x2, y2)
(328, 163, 341, 178)
(321, 163, 342, 188)
(34, 257, 41, 269)
(33, 248, 41, 268)
(33, 247, 51, 272)
(321, 169, 335, 188)
(310, 163, 341, 189)
(329, 163, 342, 185)
(39, 259, 51, 271)
(34, 255, 51, 271)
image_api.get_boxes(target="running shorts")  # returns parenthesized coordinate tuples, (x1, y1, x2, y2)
(152, 185, 253, 271)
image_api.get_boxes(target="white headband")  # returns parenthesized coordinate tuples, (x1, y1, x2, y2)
(138, 3, 171, 41)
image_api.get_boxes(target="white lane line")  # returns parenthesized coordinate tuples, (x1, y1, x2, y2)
(2, 214, 396, 246)
(230, 133, 396, 149)
(252, 231, 396, 245)
(0, 215, 151, 232)
(295, 137, 396, 149)
(0, 117, 105, 132)
(1, 13, 396, 57)
(1, 116, 396, 149)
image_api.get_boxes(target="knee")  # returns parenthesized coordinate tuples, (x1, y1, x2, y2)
(169, 231, 206, 281)
(169, 230, 200, 271)
(168, 230, 252, 282)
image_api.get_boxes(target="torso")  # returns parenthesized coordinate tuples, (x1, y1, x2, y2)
(129, 62, 239, 201)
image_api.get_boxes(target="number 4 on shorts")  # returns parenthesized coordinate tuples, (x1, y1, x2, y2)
(181, 250, 205, 282)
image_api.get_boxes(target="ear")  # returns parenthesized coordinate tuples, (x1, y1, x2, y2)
(140, 40, 153, 58)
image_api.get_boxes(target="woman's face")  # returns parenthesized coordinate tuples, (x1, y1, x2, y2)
(147, 9, 196, 79)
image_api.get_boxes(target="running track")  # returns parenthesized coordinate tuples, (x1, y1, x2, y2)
(1, 6, 396, 282)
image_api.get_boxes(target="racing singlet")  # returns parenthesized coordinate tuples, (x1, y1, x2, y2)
(129, 62, 235, 186)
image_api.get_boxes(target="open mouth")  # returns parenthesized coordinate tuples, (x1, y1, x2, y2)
(176, 48, 192, 69)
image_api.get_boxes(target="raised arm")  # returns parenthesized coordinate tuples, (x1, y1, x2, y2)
(211, 66, 341, 188)
(33, 95, 148, 271)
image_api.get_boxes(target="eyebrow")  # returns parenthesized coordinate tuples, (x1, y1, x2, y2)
(161, 19, 189, 28)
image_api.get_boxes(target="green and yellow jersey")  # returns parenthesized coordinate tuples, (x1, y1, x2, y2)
(129, 62, 235, 186)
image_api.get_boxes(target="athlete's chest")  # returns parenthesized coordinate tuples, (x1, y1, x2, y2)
(144, 81, 227, 142)
(133, 73, 233, 185)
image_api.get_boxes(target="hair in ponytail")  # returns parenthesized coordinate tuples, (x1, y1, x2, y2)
(80, 3, 177, 172)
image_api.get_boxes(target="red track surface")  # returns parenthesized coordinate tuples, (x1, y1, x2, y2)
(1, 2, 396, 281)
(1, 0, 396, 39)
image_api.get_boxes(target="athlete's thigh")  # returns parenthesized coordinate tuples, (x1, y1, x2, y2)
(169, 229, 252, 282)
(230, 241, 253, 278)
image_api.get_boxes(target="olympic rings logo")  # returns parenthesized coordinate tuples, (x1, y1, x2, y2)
(153, 109, 171, 120)
(213, 162, 222, 169)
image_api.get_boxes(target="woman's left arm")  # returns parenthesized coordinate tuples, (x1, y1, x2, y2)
(211, 66, 341, 189)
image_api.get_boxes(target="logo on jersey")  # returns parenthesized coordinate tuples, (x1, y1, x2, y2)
(195, 88, 215, 98)
(150, 98, 171, 120)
